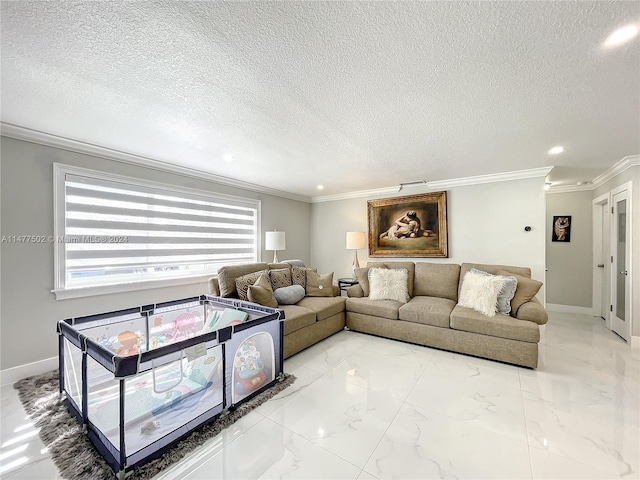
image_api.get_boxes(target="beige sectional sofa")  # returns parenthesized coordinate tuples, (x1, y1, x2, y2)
(208, 262, 345, 358)
(346, 261, 548, 368)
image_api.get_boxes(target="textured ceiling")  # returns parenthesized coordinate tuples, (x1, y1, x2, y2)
(1, 1, 639, 198)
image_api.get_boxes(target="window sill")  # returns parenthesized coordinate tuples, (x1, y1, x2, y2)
(52, 274, 215, 300)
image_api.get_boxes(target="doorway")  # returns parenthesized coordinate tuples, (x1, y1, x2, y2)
(592, 194, 609, 322)
(610, 183, 632, 342)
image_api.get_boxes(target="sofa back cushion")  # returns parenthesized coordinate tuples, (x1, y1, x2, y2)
(217, 262, 269, 297)
(413, 262, 461, 301)
(367, 261, 415, 296)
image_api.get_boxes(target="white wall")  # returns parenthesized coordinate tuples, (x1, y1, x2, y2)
(592, 165, 640, 337)
(545, 191, 593, 308)
(0, 137, 311, 371)
(311, 177, 547, 297)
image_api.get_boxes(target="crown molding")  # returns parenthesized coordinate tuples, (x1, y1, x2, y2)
(311, 186, 400, 203)
(427, 166, 553, 189)
(591, 155, 640, 189)
(546, 155, 640, 194)
(546, 184, 594, 194)
(0, 123, 311, 203)
(312, 166, 553, 203)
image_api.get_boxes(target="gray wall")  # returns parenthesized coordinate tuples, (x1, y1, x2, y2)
(592, 165, 640, 337)
(545, 191, 593, 308)
(0, 137, 311, 370)
(311, 178, 547, 298)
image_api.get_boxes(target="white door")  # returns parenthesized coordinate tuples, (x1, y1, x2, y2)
(611, 188, 631, 341)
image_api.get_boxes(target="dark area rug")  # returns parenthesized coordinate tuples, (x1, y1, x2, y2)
(14, 370, 295, 480)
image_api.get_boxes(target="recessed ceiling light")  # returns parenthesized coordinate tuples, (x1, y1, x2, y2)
(604, 24, 639, 47)
(317, 185, 324, 190)
(223, 154, 233, 162)
(548, 146, 564, 155)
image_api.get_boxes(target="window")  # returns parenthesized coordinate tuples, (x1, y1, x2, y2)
(53, 164, 260, 299)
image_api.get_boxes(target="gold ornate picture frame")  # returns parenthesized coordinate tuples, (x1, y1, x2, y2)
(368, 191, 448, 257)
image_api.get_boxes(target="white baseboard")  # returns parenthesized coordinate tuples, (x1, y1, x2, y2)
(631, 336, 640, 348)
(546, 303, 593, 315)
(0, 356, 57, 387)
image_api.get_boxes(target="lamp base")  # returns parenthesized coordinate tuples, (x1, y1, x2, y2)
(351, 250, 360, 277)
(272, 251, 279, 263)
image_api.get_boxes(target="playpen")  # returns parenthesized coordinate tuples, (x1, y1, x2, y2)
(57, 295, 284, 478)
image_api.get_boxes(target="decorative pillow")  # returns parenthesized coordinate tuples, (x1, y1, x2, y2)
(355, 265, 387, 297)
(274, 285, 306, 305)
(235, 269, 268, 301)
(247, 274, 277, 308)
(498, 270, 543, 317)
(291, 266, 317, 288)
(305, 271, 334, 297)
(367, 268, 410, 303)
(269, 268, 292, 290)
(458, 270, 506, 317)
(471, 268, 518, 315)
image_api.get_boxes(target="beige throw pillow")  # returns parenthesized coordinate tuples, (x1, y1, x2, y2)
(235, 269, 269, 301)
(269, 268, 292, 290)
(291, 266, 317, 289)
(498, 270, 543, 317)
(247, 273, 278, 308)
(305, 271, 334, 297)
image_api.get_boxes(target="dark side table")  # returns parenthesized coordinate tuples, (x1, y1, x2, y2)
(337, 277, 359, 296)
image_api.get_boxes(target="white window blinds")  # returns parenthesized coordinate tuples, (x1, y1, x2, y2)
(54, 165, 259, 294)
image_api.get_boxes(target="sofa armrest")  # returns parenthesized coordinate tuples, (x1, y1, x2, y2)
(209, 277, 220, 296)
(347, 285, 364, 297)
(332, 285, 340, 297)
(516, 297, 548, 325)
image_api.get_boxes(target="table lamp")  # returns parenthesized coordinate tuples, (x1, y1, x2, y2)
(346, 231, 365, 277)
(265, 230, 286, 263)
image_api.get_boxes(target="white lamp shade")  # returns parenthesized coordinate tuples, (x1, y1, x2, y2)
(346, 231, 366, 250)
(265, 231, 286, 251)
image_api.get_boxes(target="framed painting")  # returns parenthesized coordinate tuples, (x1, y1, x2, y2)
(368, 191, 448, 257)
(551, 215, 571, 242)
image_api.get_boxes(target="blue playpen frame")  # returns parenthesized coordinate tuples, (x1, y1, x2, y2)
(57, 295, 284, 479)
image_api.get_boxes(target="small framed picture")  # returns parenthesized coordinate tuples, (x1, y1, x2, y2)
(552, 216, 571, 242)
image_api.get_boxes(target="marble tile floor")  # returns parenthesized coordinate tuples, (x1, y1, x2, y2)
(1, 311, 638, 479)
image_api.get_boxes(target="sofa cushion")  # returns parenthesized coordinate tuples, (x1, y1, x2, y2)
(274, 285, 306, 305)
(367, 261, 415, 296)
(247, 273, 278, 308)
(217, 263, 269, 297)
(450, 305, 540, 343)
(235, 269, 269, 301)
(346, 297, 401, 320)
(497, 270, 543, 317)
(269, 268, 293, 290)
(399, 296, 456, 328)
(297, 296, 346, 321)
(278, 304, 317, 335)
(413, 262, 461, 301)
(306, 271, 334, 297)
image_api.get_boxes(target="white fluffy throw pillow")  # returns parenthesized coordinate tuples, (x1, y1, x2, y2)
(458, 270, 506, 317)
(368, 268, 410, 303)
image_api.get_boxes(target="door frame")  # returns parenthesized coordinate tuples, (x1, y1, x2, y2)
(592, 193, 610, 323)
(610, 182, 633, 341)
